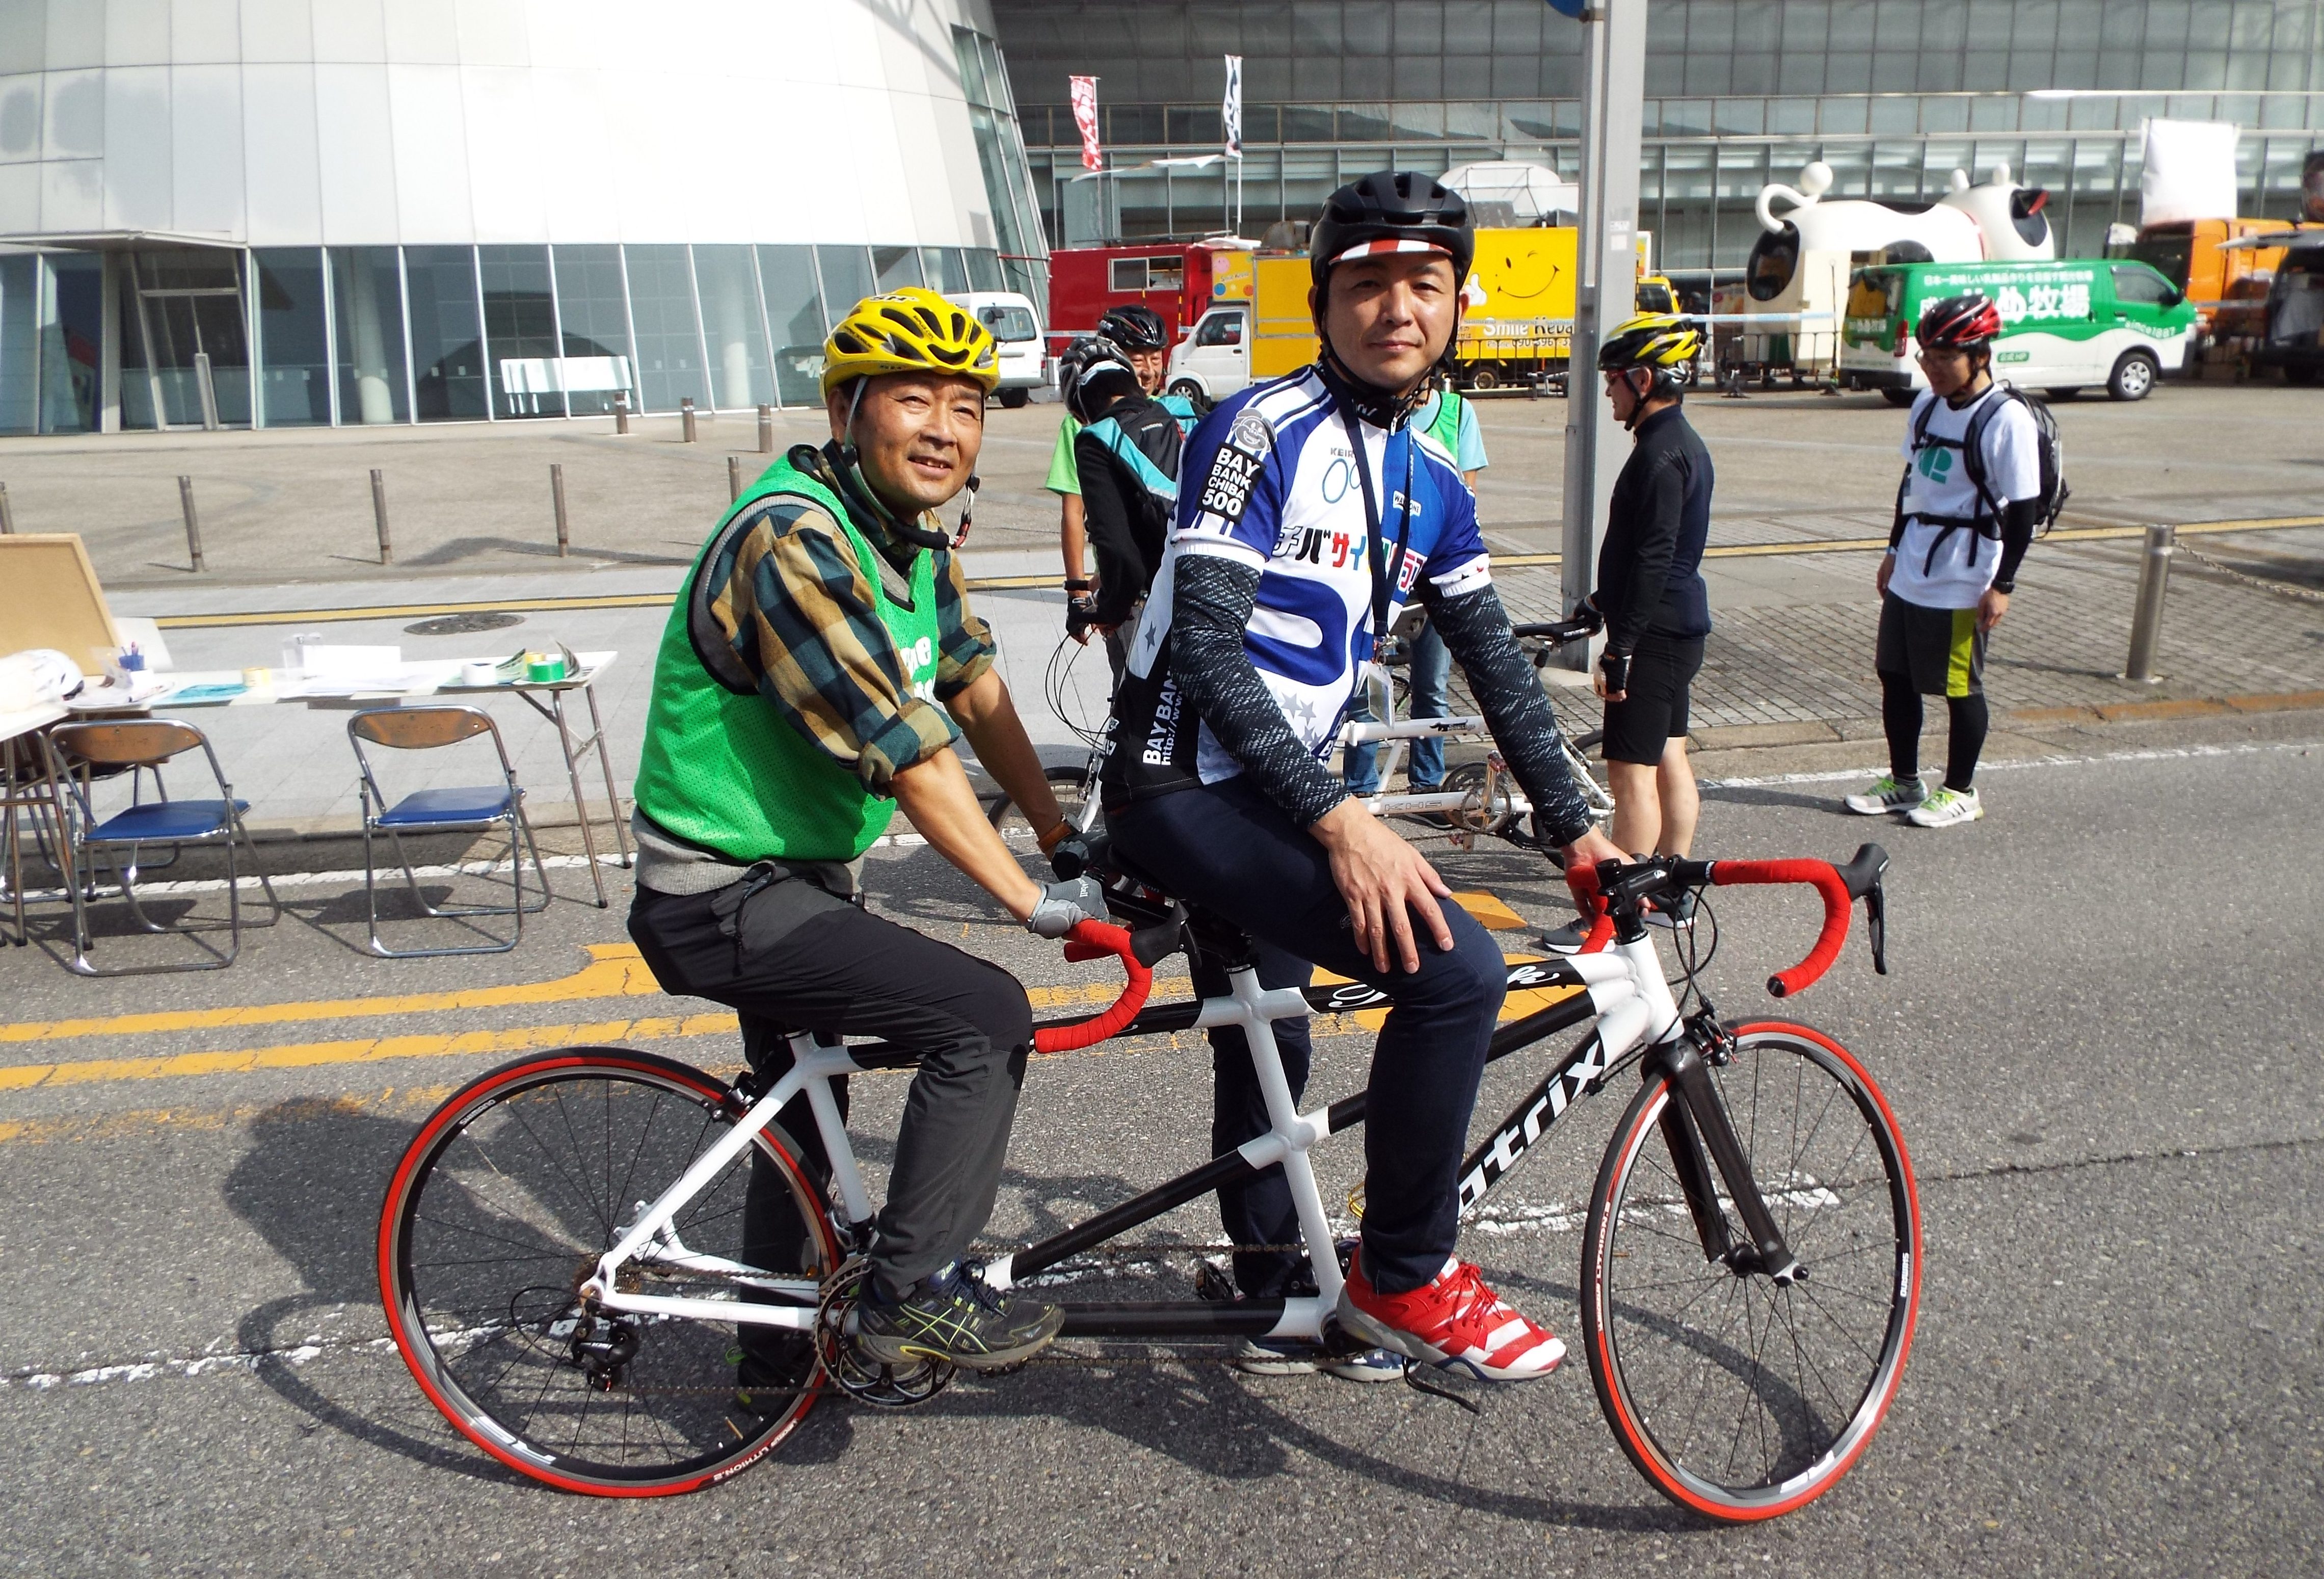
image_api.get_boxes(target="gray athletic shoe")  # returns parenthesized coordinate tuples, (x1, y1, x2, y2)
(850, 1261, 1061, 1371)
(1537, 917, 1594, 955)
(1844, 774, 1927, 815)
(1906, 785, 1984, 828)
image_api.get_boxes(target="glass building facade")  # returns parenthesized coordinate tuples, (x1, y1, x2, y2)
(994, 0, 2324, 270)
(0, 240, 1012, 435)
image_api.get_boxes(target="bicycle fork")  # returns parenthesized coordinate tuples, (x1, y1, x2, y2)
(1645, 1028, 1800, 1285)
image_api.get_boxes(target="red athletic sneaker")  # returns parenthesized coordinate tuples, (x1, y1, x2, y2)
(1335, 1253, 1566, 1382)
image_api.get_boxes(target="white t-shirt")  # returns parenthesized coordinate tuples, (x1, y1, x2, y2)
(1888, 385, 2042, 610)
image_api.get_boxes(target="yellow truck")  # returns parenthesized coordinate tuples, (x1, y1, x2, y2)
(1209, 228, 1585, 394)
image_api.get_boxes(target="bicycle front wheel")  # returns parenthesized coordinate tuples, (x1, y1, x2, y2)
(379, 1049, 838, 1496)
(987, 761, 1099, 837)
(1580, 1023, 1920, 1521)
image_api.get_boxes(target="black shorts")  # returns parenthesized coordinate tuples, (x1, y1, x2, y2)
(1601, 633, 1706, 765)
(1876, 592, 1987, 697)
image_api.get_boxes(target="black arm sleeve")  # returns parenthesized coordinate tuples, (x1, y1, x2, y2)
(1074, 434, 1148, 626)
(1424, 581, 1597, 848)
(1606, 456, 1684, 656)
(1991, 497, 2041, 592)
(1169, 554, 1350, 829)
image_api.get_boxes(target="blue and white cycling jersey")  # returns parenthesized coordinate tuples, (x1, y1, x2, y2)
(1105, 367, 1491, 800)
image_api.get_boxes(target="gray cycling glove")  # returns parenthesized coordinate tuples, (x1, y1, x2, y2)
(1026, 875, 1108, 939)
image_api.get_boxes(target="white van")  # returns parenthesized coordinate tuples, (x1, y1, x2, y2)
(1164, 304, 1251, 401)
(945, 291, 1048, 407)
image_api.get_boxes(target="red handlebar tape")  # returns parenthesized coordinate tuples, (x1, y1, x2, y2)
(1033, 919, 1155, 1052)
(1706, 859, 1852, 996)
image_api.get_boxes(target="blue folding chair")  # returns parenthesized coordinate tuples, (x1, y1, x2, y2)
(348, 706, 550, 958)
(43, 719, 280, 976)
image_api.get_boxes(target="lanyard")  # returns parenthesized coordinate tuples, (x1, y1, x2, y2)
(1340, 407, 1415, 663)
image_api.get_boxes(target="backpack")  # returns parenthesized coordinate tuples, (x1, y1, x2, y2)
(1906, 381, 2070, 540)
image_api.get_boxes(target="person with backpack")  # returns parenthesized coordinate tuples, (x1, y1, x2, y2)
(1846, 294, 2059, 829)
(1059, 335, 1187, 679)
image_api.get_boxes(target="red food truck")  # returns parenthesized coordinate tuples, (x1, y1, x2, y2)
(1046, 240, 1257, 353)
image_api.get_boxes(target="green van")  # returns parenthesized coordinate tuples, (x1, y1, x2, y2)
(1841, 258, 2196, 403)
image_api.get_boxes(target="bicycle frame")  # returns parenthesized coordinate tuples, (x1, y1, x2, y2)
(574, 926, 1789, 1345)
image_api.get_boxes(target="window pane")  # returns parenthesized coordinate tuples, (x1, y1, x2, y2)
(758, 243, 826, 407)
(872, 245, 922, 292)
(42, 254, 103, 433)
(478, 244, 562, 419)
(330, 246, 409, 425)
(694, 244, 771, 411)
(817, 245, 873, 321)
(0, 255, 38, 434)
(625, 244, 707, 414)
(405, 246, 487, 422)
(551, 244, 634, 418)
(254, 248, 329, 427)
(923, 247, 969, 294)
(966, 248, 1004, 292)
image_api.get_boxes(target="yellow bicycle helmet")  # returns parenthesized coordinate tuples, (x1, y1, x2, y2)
(1596, 310, 1703, 372)
(820, 286, 1000, 397)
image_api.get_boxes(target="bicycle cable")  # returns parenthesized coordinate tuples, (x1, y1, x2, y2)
(1043, 633, 1110, 749)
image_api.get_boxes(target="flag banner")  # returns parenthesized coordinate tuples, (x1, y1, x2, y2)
(1222, 55, 1243, 158)
(1070, 75, 1103, 171)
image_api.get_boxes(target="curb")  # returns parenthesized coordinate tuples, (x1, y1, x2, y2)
(1687, 690, 2324, 753)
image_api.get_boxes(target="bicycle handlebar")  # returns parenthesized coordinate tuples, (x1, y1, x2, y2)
(1031, 918, 1156, 1053)
(1565, 843, 1889, 997)
(1509, 617, 1597, 645)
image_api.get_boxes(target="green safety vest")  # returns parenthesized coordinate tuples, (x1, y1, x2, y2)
(1425, 387, 1466, 460)
(632, 452, 942, 865)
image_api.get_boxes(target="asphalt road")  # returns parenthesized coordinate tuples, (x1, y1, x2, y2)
(3, 729, 2321, 1576)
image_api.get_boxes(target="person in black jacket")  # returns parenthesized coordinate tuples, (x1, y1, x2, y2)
(1546, 313, 1712, 951)
(1062, 336, 1186, 680)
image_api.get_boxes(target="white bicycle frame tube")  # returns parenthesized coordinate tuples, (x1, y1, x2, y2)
(580, 935, 1680, 1337)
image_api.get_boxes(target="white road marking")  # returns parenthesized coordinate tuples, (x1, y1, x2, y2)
(1704, 738, 2319, 791)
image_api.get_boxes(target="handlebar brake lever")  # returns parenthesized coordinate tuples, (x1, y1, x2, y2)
(1863, 881, 1888, 976)
(1129, 901, 1189, 969)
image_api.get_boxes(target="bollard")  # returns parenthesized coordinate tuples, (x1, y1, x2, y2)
(177, 475, 206, 572)
(551, 463, 570, 558)
(2123, 523, 2174, 682)
(370, 468, 392, 565)
(0, 481, 13, 535)
(757, 404, 774, 454)
(728, 454, 742, 503)
(613, 390, 630, 435)
(681, 397, 697, 443)
(193, 351, 222, 431)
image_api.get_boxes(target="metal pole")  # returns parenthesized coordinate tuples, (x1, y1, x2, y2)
(757, 404, 773, 454)
(551, 463, 570, 558)
(613, 389, 630, 435)
(370, 468, 392, 565)
(0, 482, 13, 535)
(1559, 0, 1649, 663)
(681, 396, 697, 443)
(2123, 523, 2175, 682)
(177, 475, 205, 572)
(193, 351, 221, 431)
(728, 454, 742, 504)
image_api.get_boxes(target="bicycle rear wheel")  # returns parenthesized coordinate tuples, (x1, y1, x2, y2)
(987, 761, 1099, 837)
(1580, 1023, 1919, 1521)
(379, 1048, 838, 1496)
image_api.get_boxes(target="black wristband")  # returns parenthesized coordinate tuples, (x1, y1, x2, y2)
(1063, 577, 1092, 592)
(1991, 577, 2015, 595)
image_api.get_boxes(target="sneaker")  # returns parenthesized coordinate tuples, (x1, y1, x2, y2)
(1643, 889, 1698, 932)
(1334, 1253, 1565, 1383)
(1200, 1262, 1403, 1381)
(849, 1260, 1062, 1372)
(1906, 784, 1983, 828)
(1844, 774, 1926, 815)
(1537, 917, 1594, 955)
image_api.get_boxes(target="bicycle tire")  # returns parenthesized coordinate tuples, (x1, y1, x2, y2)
(1580, 1023, 1920, 1521)
(380, 1048, 839, 1496)
(987, 761, 1100, 836)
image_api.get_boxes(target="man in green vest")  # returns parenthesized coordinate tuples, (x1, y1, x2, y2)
(627, 287, 1106, 1386)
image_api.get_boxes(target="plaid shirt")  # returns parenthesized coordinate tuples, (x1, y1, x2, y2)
(703, 468, 994, 795)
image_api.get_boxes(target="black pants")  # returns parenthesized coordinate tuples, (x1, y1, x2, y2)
(1192, 942, 1315, 1299)
(627, 881, 1032, 1303)
(1111, 775, 1508, 1296)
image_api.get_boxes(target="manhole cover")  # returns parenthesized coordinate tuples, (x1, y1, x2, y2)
(405, 611, 526, 637)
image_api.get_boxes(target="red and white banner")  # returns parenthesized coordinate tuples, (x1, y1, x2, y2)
(1070, 74, 1103, 171)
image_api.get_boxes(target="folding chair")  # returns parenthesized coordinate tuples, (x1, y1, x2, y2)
(42, 719, 281, 976)
(348, 706, 551, 958)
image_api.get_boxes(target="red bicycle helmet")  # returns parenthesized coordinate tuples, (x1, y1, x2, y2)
(1916, 293, 2002, 350)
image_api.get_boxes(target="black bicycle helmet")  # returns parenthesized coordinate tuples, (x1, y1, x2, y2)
(1059, 335, 1140, 423)
(1096, 304, 1169, 352)
(1308, 172, 1475, 290)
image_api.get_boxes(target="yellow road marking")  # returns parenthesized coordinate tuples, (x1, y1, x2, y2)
(145, 514, 2324, 628)
(1450, 890, 1529, 930)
